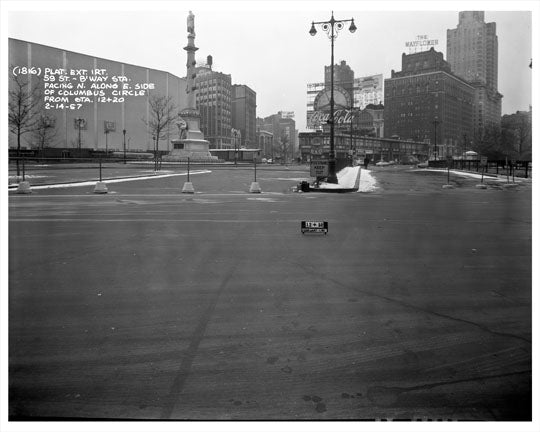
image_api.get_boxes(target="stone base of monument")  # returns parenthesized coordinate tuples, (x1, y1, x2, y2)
(94, 181, 108, 194)
(182, 182, 195, 194)
(249, 182, 262, 193)
(164, 139, 218, 162)
(16, 181, 32, 194)
(163, 154, 219, 162)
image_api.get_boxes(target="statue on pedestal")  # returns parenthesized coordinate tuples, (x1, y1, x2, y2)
(163, 11, 216, 162)
(187, 11, 195, 36)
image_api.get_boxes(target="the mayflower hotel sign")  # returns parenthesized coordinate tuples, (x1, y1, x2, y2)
(405, 35, 439, 53)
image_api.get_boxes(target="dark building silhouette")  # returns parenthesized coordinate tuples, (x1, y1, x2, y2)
(325, 60, 355, 101)
(232, 84, 257, 148)
(384, 47, 474, 159)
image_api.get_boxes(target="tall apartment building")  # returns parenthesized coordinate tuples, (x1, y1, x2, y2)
(194, 66, 233, 148)
(232, 84, 257, 148)
(384, 48, 474, 158)
(446, 11, 502, 139)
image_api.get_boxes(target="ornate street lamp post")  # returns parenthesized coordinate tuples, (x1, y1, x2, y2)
(310, 11, 356, 183)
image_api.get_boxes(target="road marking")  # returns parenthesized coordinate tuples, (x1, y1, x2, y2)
(9, 218, 304, 223)
(160, 260, 239, 419)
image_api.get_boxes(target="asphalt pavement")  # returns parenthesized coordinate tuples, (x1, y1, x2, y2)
(7, 165, 532, 422)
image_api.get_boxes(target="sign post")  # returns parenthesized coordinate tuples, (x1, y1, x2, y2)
(480, 156, 488, 183)
(301, 221, 328, 235)
(310, 161, 329, 179)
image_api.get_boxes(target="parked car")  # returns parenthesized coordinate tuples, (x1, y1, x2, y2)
(375, 160, 395, 167)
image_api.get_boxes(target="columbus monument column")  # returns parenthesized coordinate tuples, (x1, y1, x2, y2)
(166, 11, 216, 161)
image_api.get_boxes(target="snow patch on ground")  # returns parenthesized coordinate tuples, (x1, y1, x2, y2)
(413, 168, 530, 182)
(357, 169, 378, 192)
(316, 166, 378, 192)
(9, 170, 211, 189)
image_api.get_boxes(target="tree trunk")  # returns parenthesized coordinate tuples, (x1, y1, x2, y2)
(16, 129, 21, 176)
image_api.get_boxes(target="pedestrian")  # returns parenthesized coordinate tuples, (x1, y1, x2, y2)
(363, 156, 370, 169)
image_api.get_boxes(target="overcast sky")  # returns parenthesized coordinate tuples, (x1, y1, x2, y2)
(2, 1, 537, 131)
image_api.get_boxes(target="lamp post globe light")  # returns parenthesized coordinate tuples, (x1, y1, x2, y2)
(310, 11, 356, 183)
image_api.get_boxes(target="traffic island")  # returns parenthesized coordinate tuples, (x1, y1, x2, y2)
(308, 166, 361, 193)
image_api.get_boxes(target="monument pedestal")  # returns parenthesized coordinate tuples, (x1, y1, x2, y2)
(163, 107, 218, 162)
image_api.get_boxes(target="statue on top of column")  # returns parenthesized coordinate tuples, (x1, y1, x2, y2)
(187, 11, 195, 36)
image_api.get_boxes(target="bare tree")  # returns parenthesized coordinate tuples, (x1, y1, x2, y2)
(33, 115, 57, 159)
(142, 94, 178, 170)
(513, 115, 532, 159)
(473, 124, 515, 160)
(9, 72, 42, 175)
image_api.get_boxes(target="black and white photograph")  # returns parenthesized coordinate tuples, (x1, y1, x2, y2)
(2, 0, 538, 430)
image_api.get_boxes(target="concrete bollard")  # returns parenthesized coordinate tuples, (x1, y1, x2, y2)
(16, 181, 32, 194)
(249, 181, 262, 193)
(94, 181, 108, 194)
(182, 182, 195, 194)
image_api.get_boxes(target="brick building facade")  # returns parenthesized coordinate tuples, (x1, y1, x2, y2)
(384, 48, 474, 159)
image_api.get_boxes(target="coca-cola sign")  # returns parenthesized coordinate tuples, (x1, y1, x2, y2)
(308, 109, 356, 129)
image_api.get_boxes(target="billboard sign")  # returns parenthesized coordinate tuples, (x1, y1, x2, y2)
(308, 109, 356, 129)
(280, 111, 295, 119)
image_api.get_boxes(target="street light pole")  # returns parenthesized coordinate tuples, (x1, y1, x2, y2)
(75, 118, 83, 158)
(123, 129, 126, 164)
(349, 101, 355, 166)
(432, 117, 439, 161)
(310, 11, 356, 183)
(153, 135, 157, 171)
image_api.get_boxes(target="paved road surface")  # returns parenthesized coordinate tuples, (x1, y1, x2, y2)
(8, 166, 532, 421)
